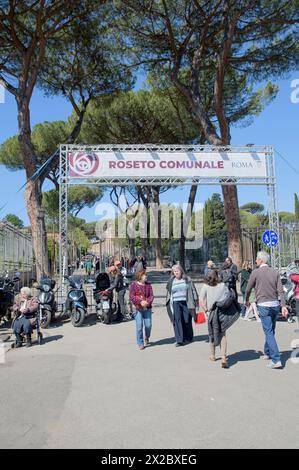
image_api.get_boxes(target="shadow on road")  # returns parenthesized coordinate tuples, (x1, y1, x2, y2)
(41, 334, 64, 345)
(228, 349, 263, 366)
(227, 349, 293, 368)
(79, 315, 98, 327)
(193, 334, 210, 343)
(280, 350, 293, 367)
(151, 337, 176, 346)
(151, 334, 209, 347)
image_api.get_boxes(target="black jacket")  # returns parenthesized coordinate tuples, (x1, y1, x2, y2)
(108, 273, 125, 293)
(208, 300, 240, 346)
(240, 269, 252, 295)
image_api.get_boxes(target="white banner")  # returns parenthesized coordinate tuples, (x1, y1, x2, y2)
(68, 151, 267, 178)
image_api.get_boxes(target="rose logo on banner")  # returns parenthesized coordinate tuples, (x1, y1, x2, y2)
(69, 152, 100, 176)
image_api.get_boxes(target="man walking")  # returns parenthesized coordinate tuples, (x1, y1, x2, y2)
(245, 251, 288, 369)
(204, 260, 216, 276)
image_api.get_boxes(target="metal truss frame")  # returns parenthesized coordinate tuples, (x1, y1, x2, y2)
(59, 144, 279, 298)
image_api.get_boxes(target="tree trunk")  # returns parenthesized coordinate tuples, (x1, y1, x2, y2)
(179, 184, 198, 271)
(141, 237, 148, 258)
(171, 72, 243, 268)
(222, 185, 242, 267)
(25, 180, 49, 279)
(17, 99, 49, 280)
(152, 187, 163, 270)
(129, 238, 135, 259)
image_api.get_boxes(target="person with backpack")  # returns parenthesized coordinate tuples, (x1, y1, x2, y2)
(219, 259, 238, 300)
(199, 270, 240, 369)
(85, 259, 92, 276)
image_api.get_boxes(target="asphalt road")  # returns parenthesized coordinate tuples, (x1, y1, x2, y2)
(0, 275, 298, 449)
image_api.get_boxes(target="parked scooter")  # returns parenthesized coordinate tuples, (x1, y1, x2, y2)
(64, 276, 88, 327)
(0, 272, 20, 325)
(36, 278, 56, 329)
(93, 272, 118, 324)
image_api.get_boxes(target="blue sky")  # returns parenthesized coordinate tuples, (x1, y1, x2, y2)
(0, 72, 298, 225)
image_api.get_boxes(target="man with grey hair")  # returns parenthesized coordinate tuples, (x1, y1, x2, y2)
(245, 251, 288, 369)
(204, 260, 216, 276)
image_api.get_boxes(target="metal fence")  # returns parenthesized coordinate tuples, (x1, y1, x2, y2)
(0, 221, 35, 288)
(167, 224, 299, 271)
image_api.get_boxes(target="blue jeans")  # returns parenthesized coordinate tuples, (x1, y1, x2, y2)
(135, 309, 152, 345)
(241, 294, 246, 317)
(257, 306, 280, 363)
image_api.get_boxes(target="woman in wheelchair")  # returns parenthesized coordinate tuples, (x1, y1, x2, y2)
(12, 287, 38, 348)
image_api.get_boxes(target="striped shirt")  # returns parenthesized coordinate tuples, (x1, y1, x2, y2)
(172, 278, 188, 302)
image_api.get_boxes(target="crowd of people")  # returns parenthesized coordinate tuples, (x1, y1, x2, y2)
(10, 251, 299, 371)
(75, 254, 147, 277)
(128, 251, 294, 371)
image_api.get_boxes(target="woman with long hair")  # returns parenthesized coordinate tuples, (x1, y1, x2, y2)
(107, 265, 126, 322)
(240, 260, 252, 317)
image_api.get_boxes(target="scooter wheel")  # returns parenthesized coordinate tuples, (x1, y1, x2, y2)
(40, 308, 52, 329)
(71, 307, 85, 327)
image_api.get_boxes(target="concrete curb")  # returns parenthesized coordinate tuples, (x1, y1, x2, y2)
(0, 330, 15, 358)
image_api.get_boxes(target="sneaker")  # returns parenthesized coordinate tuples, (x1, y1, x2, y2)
(138, 344, 145, 350)
(267, 361, 282, 369)
(175, 343, 183, 347)
(256, 319, 262, 323)
(261, 354, 270, 360)
(144, 338, 150, 346)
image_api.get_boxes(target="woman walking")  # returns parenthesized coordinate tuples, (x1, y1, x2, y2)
(240, 261, 252, 317)
(166, 264, 198, 347)
(199, 270, 240, 368)
(243, 290, 261, 322)
(107, 264, 126, 322)
(129, 269, 154, 350)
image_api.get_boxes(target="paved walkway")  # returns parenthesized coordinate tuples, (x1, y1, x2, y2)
(0, 276, 298, 449)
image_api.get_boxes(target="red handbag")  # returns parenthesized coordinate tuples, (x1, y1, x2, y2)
(195, 311, 206, 324)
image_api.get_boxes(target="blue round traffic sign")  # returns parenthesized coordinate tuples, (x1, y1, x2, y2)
(262, 230, 279, 248)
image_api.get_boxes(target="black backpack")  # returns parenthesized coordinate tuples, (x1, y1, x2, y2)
(95, 272, 110, 291)
(216, 288, 236, 309)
